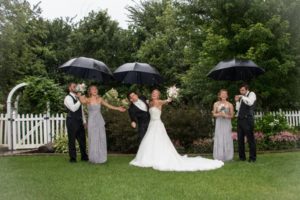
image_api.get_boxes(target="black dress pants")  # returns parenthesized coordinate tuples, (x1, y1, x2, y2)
(237, 117, 256, 161)
(66, 117, 88, 161)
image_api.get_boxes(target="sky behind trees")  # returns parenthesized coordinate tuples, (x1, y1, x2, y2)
(26, 0, 134, 28)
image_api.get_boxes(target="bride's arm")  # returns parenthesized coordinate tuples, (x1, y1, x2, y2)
(160, 98, 172, 106)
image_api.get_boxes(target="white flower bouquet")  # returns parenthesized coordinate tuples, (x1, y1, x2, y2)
(167, 85, 180, 100)
(75, 83, 86, 93)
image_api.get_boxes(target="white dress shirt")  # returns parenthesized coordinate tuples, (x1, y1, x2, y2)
(235, 91, 256, 115)
(133, 99, 147, 112)
(64, 92, 86, 123)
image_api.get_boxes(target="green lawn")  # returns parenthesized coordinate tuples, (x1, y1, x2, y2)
(0, 152, 300, 200)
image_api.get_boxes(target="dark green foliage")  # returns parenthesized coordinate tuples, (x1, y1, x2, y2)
(18, 76, 65, 114)
(103, 109, 138, 153)
(162, 105, 214, 149)
(104, 104, 214, 153)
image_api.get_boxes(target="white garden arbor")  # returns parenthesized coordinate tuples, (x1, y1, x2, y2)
(4, 82, 66, 150)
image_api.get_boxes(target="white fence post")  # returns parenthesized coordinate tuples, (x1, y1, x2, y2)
(11, 111, 17, 150)
(0, 114, 8, 145)
(46, 102, 51, 143)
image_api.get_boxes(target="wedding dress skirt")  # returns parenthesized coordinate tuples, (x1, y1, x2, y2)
(130, 107, 224, 171)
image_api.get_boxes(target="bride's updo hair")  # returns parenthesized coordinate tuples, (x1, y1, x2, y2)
(88, 85, 98, 97)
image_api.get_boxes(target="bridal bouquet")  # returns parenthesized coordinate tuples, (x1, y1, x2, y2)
(75, 83, 86, 93)
(167, 85, 180, 100)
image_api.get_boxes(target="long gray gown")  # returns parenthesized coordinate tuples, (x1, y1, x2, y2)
(88, 104, 107, 164)
(213, 106, 234, 161)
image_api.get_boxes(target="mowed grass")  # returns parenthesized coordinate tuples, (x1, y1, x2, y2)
(0, 152, 300, 200)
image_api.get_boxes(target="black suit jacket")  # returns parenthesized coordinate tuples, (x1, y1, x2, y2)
(128, 96, 150, 124)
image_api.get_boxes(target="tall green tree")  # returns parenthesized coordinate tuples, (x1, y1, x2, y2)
(0, 0, 48, 104)
(69, 10, 134, 71)
(128, 0, 191, 85)
(181, 0, 300, 110)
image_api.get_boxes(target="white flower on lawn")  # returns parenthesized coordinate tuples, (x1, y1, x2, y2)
(167, 85, 180, 99)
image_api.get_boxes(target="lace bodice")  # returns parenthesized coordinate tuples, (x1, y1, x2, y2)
(149, 107, 161, 121)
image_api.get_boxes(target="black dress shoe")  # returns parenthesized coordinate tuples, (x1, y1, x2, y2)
(248, 159, 256, 163)
(81, 157, 89, 161)
(239, 158, 246, 161)
(69, 159, 77, 163)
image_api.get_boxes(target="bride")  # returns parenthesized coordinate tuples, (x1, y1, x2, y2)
(130, 89, 224, 171)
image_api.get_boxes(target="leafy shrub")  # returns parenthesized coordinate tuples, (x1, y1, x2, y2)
(19, 76, 65, 114)
(102, 104, 214, 153)
(53, 134, 69, 153)
(189, 138, 213, 153)
(255, 113, 291, 137)
(103, 109, 138, 153)
(53, 134, 83, 153)
(162, 105, 214, 150)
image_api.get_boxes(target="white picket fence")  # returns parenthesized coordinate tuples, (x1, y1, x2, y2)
(0, 114, 8, 146)
(0, 110, 300, 150)
(255, 110, 300, 127)
(0, 113, 66, 149)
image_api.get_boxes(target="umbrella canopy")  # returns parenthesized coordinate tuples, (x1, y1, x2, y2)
(113, 62, 163, 85)
(59, 57, 114, 83)
(207, 59, 265, 81)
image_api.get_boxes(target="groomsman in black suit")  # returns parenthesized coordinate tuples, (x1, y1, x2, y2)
(64, 82, 88, 163)
(235, 83, 257, 163)
(127, 92, 150, 143)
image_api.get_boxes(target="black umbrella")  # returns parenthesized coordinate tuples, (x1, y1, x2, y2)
(59, 57, 114, 83)
(207, 59, 265, 81)
(113, 62, 163, 85)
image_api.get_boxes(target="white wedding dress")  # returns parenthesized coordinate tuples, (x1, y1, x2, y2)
(130, 107, 224, 171)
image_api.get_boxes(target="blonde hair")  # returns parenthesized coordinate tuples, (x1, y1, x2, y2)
(218, 89, 228, 101)
(152, 89, 161, 98)
(88, 85, 98, 97)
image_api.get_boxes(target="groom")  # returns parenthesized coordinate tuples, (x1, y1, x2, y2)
(127, 91, 150, 143)
(235, 83, 257, 163)
(64, 82, 88, 163)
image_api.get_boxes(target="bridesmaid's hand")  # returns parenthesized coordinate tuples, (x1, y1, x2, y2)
(118, 107, 126, 112)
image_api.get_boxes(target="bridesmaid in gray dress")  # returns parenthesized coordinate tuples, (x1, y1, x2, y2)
(212, 89, 234, 161)
(79, 85, 126, 164)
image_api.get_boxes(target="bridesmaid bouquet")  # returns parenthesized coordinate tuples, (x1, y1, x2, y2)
(167, 85, 180, 100)
(75, 83, 86, 93)
(219, 103, 226, 114)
